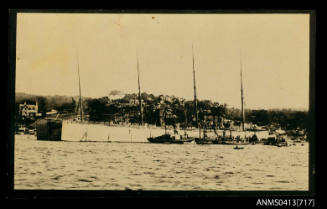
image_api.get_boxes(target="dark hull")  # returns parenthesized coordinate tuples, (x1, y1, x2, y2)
(36, 119, 62, 141)
(147, 135, 184, 144)
(195, 138, 251, 145)
(264, 137, 288, 147)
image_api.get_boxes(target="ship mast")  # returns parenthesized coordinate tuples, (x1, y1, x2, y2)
(183, 99, 187, 134)
(240, 52, 245, 131)
(192, 44, 200, 138)
(77, 53, 83, 121)
(136, 51, 143, 125)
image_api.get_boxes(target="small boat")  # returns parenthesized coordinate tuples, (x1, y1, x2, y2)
(147, 134, 184, 144)
(264, 135, 288, 147)
(233, 145, 244, 150)
(276, 136, 288, 147)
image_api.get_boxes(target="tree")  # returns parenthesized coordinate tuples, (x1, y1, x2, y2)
(210, 103, 226, 129)
(251, 109, 269, 126)
(86, 99, 107, 121)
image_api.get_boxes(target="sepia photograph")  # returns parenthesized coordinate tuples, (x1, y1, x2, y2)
(10, 11, 314, 195)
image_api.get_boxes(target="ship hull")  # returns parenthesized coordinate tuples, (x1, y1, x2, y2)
(147, 134, 184, 144)
(61, 120, 198, 143)
(147, 138, 184, 144)
(36, 119, 62, 141)
(61, 120, 270, 143)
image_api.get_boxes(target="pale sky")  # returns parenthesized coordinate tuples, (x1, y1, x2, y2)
(15, 13, 310, 110)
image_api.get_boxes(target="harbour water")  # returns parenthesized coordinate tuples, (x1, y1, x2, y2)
(14, 134, 308, 191)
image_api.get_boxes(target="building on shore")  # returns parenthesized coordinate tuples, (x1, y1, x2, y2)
(19, 101, 42, 120)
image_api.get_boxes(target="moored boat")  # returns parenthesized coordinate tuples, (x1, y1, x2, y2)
(147, 134, 184, 144)
(264, 135, 288, 147)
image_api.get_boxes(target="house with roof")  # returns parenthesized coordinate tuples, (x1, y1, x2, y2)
(19, 101, 42, 120)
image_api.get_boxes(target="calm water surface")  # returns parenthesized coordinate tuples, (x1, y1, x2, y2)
(14, 135, 308, 190)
